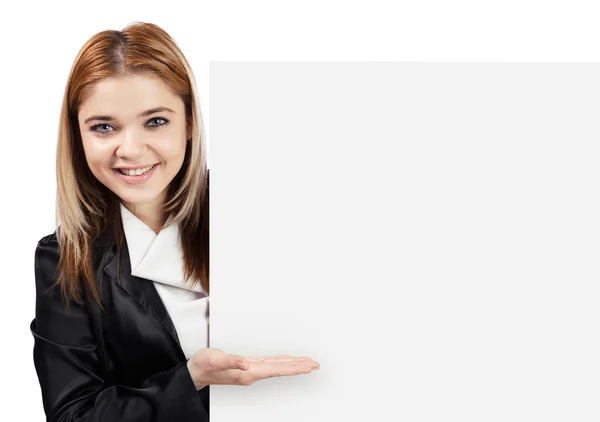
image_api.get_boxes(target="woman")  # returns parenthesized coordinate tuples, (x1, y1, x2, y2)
(30, 22, 319, 422)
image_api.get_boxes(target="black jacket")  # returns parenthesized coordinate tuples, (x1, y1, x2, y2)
(30, 227, 209, 421)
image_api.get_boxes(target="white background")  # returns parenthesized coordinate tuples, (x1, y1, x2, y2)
(210, 62, 600, 421)
(2, 1, 600, 421)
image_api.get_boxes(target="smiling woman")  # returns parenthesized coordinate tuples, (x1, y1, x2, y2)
(30, 21, 319, 422)
(78, 75, 188, 231)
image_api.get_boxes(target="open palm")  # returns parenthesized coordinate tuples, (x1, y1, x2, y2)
(187, 348, 320, 389)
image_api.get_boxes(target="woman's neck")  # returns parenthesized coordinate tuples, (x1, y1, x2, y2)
(122, 200, 168, 234)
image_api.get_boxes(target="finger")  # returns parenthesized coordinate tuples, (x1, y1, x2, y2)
(228, 354, 249, 371)
(250, 359, 320, 371)
(255, 354, 294, 361)
(264, 359, 320, 368)
(284, 360, 319, 368)
(260, 357, 318, 365)
(269, 363, 314, 377)
(208, 352, 248, 371)
(256, 355, 309, 362)
(252, 362, 315, 379)
(286, 360, 320, 369)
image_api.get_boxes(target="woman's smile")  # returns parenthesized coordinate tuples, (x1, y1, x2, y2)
(113, 163, 160, 185)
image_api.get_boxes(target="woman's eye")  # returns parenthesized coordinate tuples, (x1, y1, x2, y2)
(147, 117, 169, 127)
(91, 124, 114, 133)
(89, 117, 169, 134)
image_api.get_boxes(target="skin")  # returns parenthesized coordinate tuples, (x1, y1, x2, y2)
(78, 72, 188, 233)
(77, 73, 320, 388)
(188, 350, 320, 389)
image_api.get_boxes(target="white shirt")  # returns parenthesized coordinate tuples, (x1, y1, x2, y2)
(120, 202, 209, 359)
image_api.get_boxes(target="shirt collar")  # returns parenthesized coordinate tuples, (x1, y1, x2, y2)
(120, 202, 206, 294)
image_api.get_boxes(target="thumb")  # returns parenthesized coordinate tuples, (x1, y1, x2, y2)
(228, 354, 249, 371)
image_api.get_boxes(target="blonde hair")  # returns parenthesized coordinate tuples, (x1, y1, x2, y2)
(55, 22, 208, 308)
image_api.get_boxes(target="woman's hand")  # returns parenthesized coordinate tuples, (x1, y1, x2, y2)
(186, 348, 320, 390)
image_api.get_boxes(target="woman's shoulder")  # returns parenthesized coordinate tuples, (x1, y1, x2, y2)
(34, 231, 62, 296)
(35, 231, 61, 265)
(38, 230, 59, 246)
(37, 227, 116, 257)
(36, 230, 60, 261)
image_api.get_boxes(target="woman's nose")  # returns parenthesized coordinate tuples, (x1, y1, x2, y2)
(116, 129, 147, 159)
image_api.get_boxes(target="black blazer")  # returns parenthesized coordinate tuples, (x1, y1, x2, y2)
(30, 227, 209, 421)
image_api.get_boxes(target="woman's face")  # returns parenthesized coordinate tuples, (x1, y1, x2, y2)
(77, 73, 188, 212)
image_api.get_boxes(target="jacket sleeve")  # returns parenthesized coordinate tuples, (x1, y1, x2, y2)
(30, 234, 207, 422)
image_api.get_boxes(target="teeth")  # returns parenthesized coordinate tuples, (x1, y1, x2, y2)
(119, 164, 155, 176)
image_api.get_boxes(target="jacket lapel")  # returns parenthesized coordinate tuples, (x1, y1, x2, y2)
(99, 230, 184, 357)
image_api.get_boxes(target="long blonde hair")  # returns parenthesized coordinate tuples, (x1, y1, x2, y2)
(55, 22, 208, 308)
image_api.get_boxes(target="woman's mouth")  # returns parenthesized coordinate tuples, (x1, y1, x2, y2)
(114, 163, 159, 185)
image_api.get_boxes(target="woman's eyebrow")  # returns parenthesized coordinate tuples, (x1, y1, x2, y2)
(83, 106, 176, 124)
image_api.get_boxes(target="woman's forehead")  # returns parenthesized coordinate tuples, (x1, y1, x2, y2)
(78, 74, 182, 119)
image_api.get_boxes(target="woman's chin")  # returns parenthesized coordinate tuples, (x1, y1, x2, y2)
(115, 191, 161, 207)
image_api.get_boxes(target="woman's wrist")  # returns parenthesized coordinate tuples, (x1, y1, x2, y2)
(186, 359, 207, 390)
